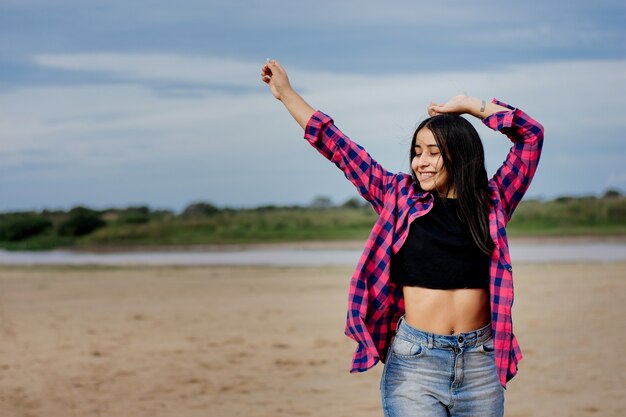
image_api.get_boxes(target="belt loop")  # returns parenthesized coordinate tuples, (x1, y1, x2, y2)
(396, 315, 403, 332)
(427, 333, 433, 349)
(478, 323, 490, 344)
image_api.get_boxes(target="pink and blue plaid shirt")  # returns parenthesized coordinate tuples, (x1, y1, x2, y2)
(303, 99, 544, 388)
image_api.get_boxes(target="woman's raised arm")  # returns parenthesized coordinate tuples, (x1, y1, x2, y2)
(261, 59, 315, 129)
(428, 94, 544, 221)
(260, 60, 395, 214)
(426, 94, 510, 119)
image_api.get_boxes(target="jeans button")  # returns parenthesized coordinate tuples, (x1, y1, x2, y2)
(458, 336, 464, 343)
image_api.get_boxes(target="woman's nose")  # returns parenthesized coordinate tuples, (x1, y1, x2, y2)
(413, 155, 428, 168)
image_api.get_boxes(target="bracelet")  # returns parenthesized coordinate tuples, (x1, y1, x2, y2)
(480, 99, 486, 113)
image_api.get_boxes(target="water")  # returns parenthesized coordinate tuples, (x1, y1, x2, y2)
(0, 243, 625, 267)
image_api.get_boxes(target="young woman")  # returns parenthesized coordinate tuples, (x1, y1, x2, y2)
(261, 59, 544, 417)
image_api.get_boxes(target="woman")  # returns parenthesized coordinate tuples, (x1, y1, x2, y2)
(261, 59, 544, 417)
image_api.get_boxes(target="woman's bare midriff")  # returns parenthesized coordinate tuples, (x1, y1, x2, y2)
(402, 285, 491, 335)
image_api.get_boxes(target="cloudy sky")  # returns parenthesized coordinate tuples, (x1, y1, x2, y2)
(1, 0, 625, 212)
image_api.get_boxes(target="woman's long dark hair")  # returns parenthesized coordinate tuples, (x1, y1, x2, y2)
(411, 114, 495, 255)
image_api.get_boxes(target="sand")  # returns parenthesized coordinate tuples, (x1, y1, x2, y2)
(0, 262, 624, 417)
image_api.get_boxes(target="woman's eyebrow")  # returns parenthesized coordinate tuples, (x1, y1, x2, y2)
(414, 144, 439, 149)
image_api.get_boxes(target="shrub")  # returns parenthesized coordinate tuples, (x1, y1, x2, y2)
(58, 209, 106, 237)
(0, 215, 52, 241)
(117, 206, 152, 224)
(341, 197, 367, 209)
(182, 202, 220, 217)
(603, 189, 623, 199)
(310, 196, 333, 209)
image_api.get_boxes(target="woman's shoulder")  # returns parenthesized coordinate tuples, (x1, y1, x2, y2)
(390, 171, 415, 192)
(394, 171, 412, 182)
(387, 172, 432, 201)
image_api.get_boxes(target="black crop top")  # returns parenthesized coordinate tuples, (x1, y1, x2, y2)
(390, 193, 490, 289)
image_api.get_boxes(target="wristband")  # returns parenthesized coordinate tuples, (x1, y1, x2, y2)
(480, 99, 486, 113)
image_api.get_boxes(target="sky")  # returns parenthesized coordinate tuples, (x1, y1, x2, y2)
(1, 0, 625, 212)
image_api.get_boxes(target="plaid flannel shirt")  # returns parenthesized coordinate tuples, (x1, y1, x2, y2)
(303, 99, 544, 388)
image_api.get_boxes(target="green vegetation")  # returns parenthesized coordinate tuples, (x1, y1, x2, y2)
(1, 190, 625, 251)
(506, 191, 626, 236)
(0, 213, 52, 241)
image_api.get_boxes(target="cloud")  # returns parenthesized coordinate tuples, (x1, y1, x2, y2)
(1, 53, 625, 210)
(34, 53, 261, 88)
(606, 173, 626, 190)
(31, 53, 626, 131)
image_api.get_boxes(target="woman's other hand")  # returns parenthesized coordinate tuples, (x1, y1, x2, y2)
(261, 59, 293, 101)
(427, 95, 473, 116)
(428, 95, 510, 119)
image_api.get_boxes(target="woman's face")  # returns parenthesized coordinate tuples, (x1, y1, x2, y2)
(411, 128, 455, 198)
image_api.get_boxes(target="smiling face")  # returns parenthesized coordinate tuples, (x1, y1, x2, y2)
(411, 127, 456, 198)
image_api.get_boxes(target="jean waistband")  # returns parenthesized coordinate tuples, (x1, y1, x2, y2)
(396, 315, 492, 349)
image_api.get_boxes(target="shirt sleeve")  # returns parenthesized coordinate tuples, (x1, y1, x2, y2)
(304, 110, 395, 215)
(482, 99, 544, 222)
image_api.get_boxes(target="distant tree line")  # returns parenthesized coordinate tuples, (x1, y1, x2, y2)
(0, 206, 169, 243)
(0, 195, 368, 244)
(0, 189, 624, 249)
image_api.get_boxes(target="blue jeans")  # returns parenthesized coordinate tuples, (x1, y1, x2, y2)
(380, 315, 504, 417)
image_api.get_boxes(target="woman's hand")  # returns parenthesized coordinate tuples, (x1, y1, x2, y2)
(260, 59, 315, 129)
(428, 95, 510, 119)
(261, 59, 294, 101)
(427, 94, 474, 117)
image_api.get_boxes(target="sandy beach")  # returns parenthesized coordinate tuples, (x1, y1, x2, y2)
(0, 261, 624, 417)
